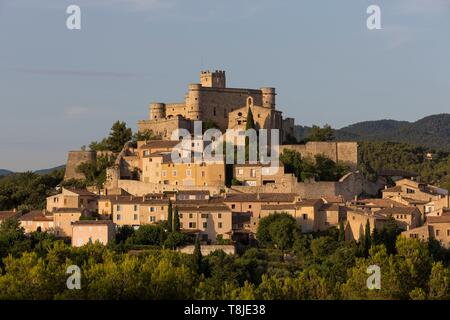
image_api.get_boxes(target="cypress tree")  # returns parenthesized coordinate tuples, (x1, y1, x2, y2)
(167, 200, 173, 232)
(245, 107, 256, 162)
(338, 220, 345, 242)
(192, 237, 203, 274)
(364, 219, 372, 256)
(173, 206, 180, 232)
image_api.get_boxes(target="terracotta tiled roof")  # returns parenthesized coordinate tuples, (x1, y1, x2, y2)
(141, 140, 179, 149)
(261, 204, 297, 211)
(297, 199, 323, 207)
(427, 215, 450, 224)
(72, 220, 114, 226)
(351, 198, 406, 208)
(224, 193, 298, 203)
(65, 188, 97, 197)
(178, 204, 230, 212)
(321, 195, 344, 204)
(382, 186, 402, 193)
(376, 207, 419, 216)
(400, 197, 429, 205)
(0, 211, 20, 220)
(19, 210, 53, 222)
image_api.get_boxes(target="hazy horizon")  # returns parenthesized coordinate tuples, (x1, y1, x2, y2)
(1, 0, 449, 171)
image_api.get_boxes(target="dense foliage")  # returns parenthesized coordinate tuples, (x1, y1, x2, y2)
(280, 149, 349, 182)
(0, 214, 449, 300)
(0, 169, 64, 211)
(358, 141, 450, 190)
(89, 121, 132, 153)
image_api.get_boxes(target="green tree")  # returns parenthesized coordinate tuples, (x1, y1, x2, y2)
(127, 225, 166, 246)
(173, 206, 181, 232)
(307, 124, 334, 141)
(106, 121, 132, 153)
(167, 200, 173, 232)
(428, 261, 450, 299)
(164, 232, 187, 249)
(245, 107, 257, 162)
(256, 213, 300, 250)
(192, 237, 203, 275)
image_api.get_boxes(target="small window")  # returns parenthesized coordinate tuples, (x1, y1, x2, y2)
(117, 214, 121, 221)
(189, 213, 193, 219)
(117, 205, 121, 211)
(231, 204, 236, 209)
(189, 222, 196, 228)
(202, 222, 207, 228)
(201, 213, 208, 219)
(134, 205, 138, 211)
(149, 216, 156, 222)
(302, 214, 307, 220)
(218, 222, 223, 229)
(218, 213, 222, 219)
(134, 214, 138, 221)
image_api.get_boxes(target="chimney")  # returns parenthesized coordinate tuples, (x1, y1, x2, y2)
(384, 185, 388, 190)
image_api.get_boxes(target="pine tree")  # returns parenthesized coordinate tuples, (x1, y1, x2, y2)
(245, 107, 257, 162)
(192, 237, 203, 274)
(167, 200, 173, 232)
(364, 219, 372, 256)
(338, 220, 345, 242)
(173, 206, 180, 232)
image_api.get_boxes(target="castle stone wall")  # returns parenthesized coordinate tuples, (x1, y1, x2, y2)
(64, 151, 97, 181)
(280, 141, 358, 168)
(116, 179, 222, 196)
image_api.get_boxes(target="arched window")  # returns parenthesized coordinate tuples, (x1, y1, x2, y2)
(247, 96, 253, 107)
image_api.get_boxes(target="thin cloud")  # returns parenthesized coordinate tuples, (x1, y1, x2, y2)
(7, 67, 150, 79)
(394, 0, 450, 15)
(64, 106, 98, 119)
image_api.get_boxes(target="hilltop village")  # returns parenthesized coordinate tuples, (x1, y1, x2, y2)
(2, 71, 449, 250)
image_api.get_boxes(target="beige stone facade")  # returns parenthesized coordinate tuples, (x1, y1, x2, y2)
(46, 188, 98, 213)
(137, 70, 293, 142)
(72, 220, 116, 247)
(19, 210, 54, 234)
(53, 208, 82, 237)
(402, 215, 450, 248)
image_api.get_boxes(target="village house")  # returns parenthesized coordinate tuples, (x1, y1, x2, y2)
(71, 220, 116, 247)
(402, 214, 450, 248)
(382, 178, 448, 204)
(233, 164, 288, 187)
(46, 188, 98, 213)
(19, 210, 54, 234)
(52, 208, 83, 237)
(0, 210, 20, 225)
(345, 209, 389, 242)
(375, 206, 422, 230)
(177, 202, 232, 243)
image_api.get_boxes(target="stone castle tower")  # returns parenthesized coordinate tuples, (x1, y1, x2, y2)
(64, 150, 97, 180)
(138, 70, 290, 140)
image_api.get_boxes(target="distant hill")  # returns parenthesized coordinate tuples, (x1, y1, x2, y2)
(0, 165, 65, 177)
(34, 165, 65, 175)
(0, 169, 13, 176)
(294, 114, 450, 151)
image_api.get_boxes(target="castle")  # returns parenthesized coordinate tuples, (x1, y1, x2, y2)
(138, 70, 295, 143)
(64, 70, 361, 200)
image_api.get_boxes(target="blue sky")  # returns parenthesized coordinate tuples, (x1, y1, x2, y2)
(0, 0, 449, 171)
